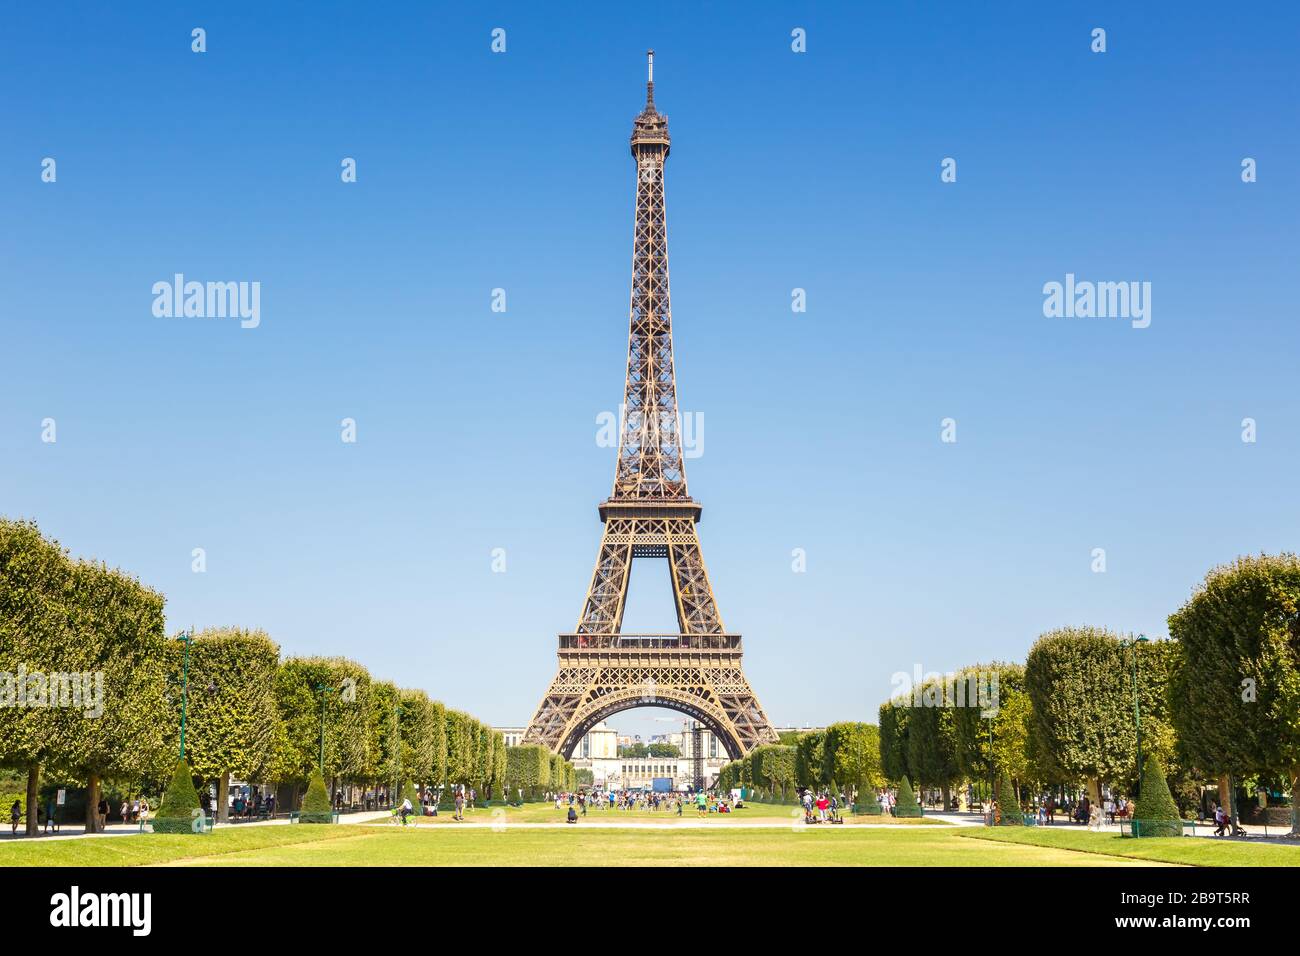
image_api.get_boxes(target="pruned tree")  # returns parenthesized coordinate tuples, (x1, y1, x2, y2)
(905, 691, 961, 809)
(64, 558, 172, 832)
(398, 688, 436, 797)
(794, 730, 826, 788)
(822, 722, 882, 802)
(168, 627, 280, 822)
(1025, 626, 1171, 805)
(877, 699, 911, 784)
(1168, 554, 1300, 835)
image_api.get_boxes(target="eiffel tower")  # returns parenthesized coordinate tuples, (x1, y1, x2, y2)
(523, 52, 779, 762)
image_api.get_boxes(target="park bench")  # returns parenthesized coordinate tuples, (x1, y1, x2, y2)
(288, 810, 341, 824)
(139, 815, 215, 833)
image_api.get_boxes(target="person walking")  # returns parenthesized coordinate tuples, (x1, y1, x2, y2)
(454, 788, 465, 822)
(45, 796, 57, 833)
(9, 800, 21, 836)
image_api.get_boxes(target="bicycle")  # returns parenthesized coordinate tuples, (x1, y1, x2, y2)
(390, 808, 416, 827)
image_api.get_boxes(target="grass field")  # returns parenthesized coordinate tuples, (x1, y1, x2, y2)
(957, 826, 1300, 867)
(397, 800, 943, 825)
(0, 822, 1151, 867)
(3, 802, 1295, 867)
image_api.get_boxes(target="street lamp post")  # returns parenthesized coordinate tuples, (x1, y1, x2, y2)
(176, 629, 194, 761)
(1120, 634, 1150, 798)
(985, 713, 995, 822)
(315, 683, 335, 775)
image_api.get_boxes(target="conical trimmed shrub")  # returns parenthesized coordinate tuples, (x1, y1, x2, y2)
(402, 782, 421, 811)
(152, 759, 203, 834)
(1132, 754, 1183, 837)
(995, 770, 1022, 825)
(854, 786, 883, 816)
(299, 770, 333, 823)
(894, 777, 923, 817)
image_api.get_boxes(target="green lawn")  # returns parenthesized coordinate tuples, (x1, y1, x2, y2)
(169, 827, 1146, 867)
(1, 822, 1145, 867)
(5, 811, 1295, 867)
(0, 823, 363, 867)
(402, 800, 942, 825)
(957, 826, 1300, 866)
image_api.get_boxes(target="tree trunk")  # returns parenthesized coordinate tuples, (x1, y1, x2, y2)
(25, 764, 40, 837)
(1087, 776, 1102, 807)
(85, 774, 100, 833)
(941, 784, 952, 811)
(1290, 770, 1299, 837)
(216, 773, 229, 824)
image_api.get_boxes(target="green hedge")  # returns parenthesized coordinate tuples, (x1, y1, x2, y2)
(2, 791, 26, 824)
(299, 770, 334, 823)
(894, 776, 923, 817)
(1131, 754, 1183, 838)
(156, 760, 201, 819)
(994, 770, 1022, 826)
(854, 792, 883, 815)
(150, 760, 206, 833)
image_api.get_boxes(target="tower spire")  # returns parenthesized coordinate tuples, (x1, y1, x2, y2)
(520, 50, 779, 762)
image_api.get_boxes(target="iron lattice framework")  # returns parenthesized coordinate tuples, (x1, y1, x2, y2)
(523, 52, 779, 761)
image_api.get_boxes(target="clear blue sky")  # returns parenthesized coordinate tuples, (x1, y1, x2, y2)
(3, 3, 1297, 738)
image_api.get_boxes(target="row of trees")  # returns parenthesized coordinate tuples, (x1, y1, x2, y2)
(618, 742, 681, 758)
(503, 744, 575, 799)
(876, 555, 1300, 833)
(716, 722, 882, 802)
(715, 555, 1299, 835)
(0, 519, 506, 833)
